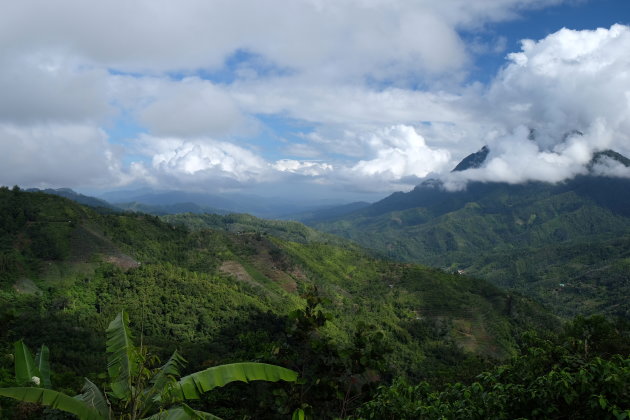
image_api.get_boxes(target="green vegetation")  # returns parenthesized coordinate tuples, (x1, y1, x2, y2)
(1, 311, 297, 419)
(312, 178, 630, 319)
(357, 316, 630, 419)
(1, 187, 628, 418)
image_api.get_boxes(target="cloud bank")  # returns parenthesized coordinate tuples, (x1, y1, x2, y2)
(444, 24, 630, 189)
(0, 1, 629, 200)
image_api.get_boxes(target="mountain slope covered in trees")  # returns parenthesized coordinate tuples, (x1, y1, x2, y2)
(311, 172, 630, 319)
(0, 187, 564, 418)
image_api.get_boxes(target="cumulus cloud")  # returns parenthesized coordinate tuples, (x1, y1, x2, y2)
(0, 123, 125, 188)
(348, 125, 451, 189)
(127, 126, 450, 194)
(137, 136, 270, 188)
(273, 159, 333, 176)
(485, 24, 630, 150)
(2, 1, 627, 200)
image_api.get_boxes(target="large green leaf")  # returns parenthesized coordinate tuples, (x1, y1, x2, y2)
(35, 345, 52, 388)
(292, 408, 306, 420)
(142, 404, 222, 420)
(140, 350, 187, 417)
(76, 378, 111, 419)
(0, 387, 106, 420)
(14, 340, 39, 386)
(106, 310, 139, 400)
(165, 363, 298, 402)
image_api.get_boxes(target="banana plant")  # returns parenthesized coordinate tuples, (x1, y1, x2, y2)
(0, 310, 298, 419)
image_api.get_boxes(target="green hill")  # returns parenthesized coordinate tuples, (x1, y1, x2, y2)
(0, 186, 561, 418)
(311, 176, 630, 319)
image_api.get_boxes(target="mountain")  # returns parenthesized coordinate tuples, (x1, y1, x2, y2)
(115, 201, 229, 216)
(5, 187, 630, 419)
(0, 188, 556, 389)
(311, 151, 630, 319)
(285, 201, 372, 223)
(452, 145, 489, 172)
(99, 189, 353, 219)
(27, 187, 118, 211)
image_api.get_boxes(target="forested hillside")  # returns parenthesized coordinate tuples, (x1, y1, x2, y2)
(312, 176, 630, 319)
(0, 187, 575, 419)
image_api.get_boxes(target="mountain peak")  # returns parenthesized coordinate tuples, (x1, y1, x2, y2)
(589, 149, 630, 169)
(451, 146, 490, 172)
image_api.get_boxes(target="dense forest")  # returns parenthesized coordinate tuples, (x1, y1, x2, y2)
(0, 187, 629, 419)
(311, 176, 630, 320)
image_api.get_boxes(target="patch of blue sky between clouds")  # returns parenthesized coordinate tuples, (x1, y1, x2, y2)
(104, 110, 151, 168)
(252, 113, 319, 160)
(166, 49, 296, 84)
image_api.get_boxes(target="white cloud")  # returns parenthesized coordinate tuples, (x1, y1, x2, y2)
(3, 1, 628, 199)
(0, 123, 125, 188)
(0, 0, 568, 80)
(442, 24, 630, 188)
(233, 81, 466, 127)
(0, 51, 110, 123)
(591, 156, 630, 178)
(273, 159, 333, 176)
(139, 136, 270, 188)
(350, 125, 451, 185)
(485, 24, 630, 151)
(137, 78, 254, 138)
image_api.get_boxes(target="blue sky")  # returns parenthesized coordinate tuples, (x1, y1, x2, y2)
(1, 0, 629, 202)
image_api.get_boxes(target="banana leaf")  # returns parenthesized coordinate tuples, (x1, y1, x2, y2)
(35, 345, 52, 388)
(140, 350, 187, 416)
(0, 387, 106, 420)
(142, 404, 222, 420)
(106, 310, 139, 400)
(165, 362, 298, 402)
(14, 340, 39, 386)
(76, 378, 111, 419)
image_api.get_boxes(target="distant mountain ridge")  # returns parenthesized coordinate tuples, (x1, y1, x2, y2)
(26, 187, 118, 211)
(115, 201, 229, 216)
(99, 189, 356, 219)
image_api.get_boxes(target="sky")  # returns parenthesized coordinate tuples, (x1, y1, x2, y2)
(1, 0, 630, 202)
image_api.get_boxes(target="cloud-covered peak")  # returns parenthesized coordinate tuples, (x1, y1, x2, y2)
(440, 23, 630, 190)
(486, 24, 630, 151)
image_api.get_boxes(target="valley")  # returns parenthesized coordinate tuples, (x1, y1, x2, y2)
(1, 184, 629, 418)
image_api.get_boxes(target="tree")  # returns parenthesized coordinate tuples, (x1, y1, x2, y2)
(0, 310, 298, 419)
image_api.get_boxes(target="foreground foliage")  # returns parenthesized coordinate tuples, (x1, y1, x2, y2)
(358, 317, 630, 420)
(0, 311, 297, 419)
